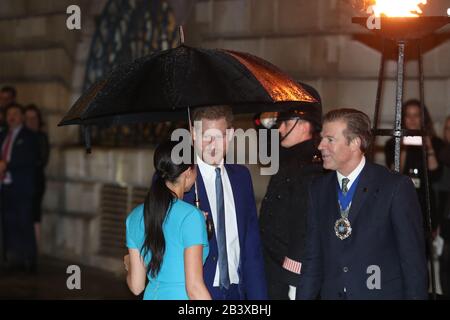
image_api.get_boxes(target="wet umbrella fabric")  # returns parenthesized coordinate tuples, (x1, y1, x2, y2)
(59, 45, 316, 127)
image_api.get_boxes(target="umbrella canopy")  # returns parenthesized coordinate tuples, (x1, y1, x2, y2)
(59, 45, 316, 127)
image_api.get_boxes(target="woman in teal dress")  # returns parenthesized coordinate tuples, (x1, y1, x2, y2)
(124, 141, 211, 300)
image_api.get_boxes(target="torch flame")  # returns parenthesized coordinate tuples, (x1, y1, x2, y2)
(372, 0, 427, 17)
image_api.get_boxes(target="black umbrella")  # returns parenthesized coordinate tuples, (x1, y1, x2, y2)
(59, 44, 317, 128)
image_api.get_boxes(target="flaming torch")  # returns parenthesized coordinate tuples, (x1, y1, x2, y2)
(353, 0, 450, 299)
(371, 0, 427, 17)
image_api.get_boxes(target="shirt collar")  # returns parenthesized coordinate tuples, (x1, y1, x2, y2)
(196, 154, 225, 177)
(7, 125, 23, 138)
(10, 125, 22, 133)
(337, 156, 366, 190)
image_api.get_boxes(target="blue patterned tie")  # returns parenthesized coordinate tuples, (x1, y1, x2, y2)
(341, 178, 350, 195)
(215, 167, 230, 289)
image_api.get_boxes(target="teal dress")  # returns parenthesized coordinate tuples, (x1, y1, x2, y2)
(126, 199, 209, 300)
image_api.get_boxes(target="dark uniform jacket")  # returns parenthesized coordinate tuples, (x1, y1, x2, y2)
(259, 138, 323, 286)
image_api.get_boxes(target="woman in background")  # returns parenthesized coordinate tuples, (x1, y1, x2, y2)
(384, 99, 444, 232)
(436, 115, 450, 298)
(384, 100, 444, 296)
(24, 104, 50, 247)
(124, 140, 211, 300)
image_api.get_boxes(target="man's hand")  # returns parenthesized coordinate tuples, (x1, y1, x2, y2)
(288, 285, 297, 300)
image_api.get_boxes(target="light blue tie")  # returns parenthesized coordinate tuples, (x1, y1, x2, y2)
(215, 167, 230, 289)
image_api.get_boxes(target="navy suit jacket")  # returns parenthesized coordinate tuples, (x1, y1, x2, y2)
(296, 161, 428, 300)
(0, 127, 38, 197)
(184, 164, 268, 300)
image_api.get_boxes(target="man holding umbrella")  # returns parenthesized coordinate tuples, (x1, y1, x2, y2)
(184, 105, 268, 300)
(258, 83, 324, 300)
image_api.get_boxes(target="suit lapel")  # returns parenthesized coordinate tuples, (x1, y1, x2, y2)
(348, 162, 373, 225)
(328, 173, 342, 233)
(11, 127, 24, 155)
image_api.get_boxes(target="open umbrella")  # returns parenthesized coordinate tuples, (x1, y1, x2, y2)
(59, 45, 316, 129)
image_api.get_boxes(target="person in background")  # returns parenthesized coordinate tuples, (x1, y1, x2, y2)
(435, 115, 450, 298)
(0, 104, 39, 273)
(384, 100, 444, 234)
(124, 140, 211, 300)
(0, 86, 16, 109)
(24, 104, 50, 248)
(0, 86, 17, 131)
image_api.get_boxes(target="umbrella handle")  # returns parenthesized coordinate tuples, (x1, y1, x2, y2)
(194, 183, 200, 208)
(188, 106, 214, 239)
(187, 106, 200, 208)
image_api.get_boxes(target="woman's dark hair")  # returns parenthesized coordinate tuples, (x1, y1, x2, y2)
(25, 104, 44, 130)
(142, 140, 194, 278)
(402, 99, 436, 137)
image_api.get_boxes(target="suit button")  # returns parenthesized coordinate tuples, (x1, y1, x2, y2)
(268, 212, 273, 217)
(213, 256, 217, 261)
(276, 195, 281, 200)
(261, 228, 265, 234)
(343, 267, 349, 273)
(286, 178, 291, 183)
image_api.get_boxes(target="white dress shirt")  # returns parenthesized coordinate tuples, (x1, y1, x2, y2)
(197, 156, 240, 286)
(1, 125, 23, 185)
(336, 156, 366, 209)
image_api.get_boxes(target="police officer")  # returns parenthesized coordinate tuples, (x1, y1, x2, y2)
(258, 83, 324, 300)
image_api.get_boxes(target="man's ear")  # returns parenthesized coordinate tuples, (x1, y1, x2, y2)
(351, 137, 361, 151)
(301, 121, 312, 134)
